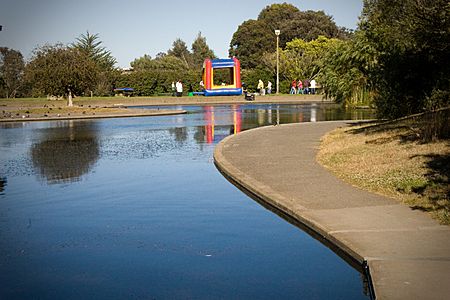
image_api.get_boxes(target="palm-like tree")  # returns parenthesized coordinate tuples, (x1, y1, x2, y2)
(72, 31, 116, 70)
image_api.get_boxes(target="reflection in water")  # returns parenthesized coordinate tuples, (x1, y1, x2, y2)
(0, 177, 6, 195)
(31, 121, 99, 184)
(168, 127, 188, 143)
(311, 103, 317, 122)
(205, 106, 215, 144)
(201, 106, 244, 144)
(185, 104, 375, 146)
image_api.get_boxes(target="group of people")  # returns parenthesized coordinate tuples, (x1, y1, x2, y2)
(257, 78, 317, 96)
(290, 79, 316, 95)
(172, 78, 316, 97)
(171, 80, 184, 97)
(257, 79, 273, 95)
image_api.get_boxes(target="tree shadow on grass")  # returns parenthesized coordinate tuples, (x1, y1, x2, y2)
(411, 154, 449, 198)
(345, 121, 420, 145)
(408, 154, 449, 223)
(344, 121, 449, 223)
(346, 108, 450, 144)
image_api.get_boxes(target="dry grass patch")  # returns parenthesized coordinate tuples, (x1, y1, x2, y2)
(317, 122, 449, 224)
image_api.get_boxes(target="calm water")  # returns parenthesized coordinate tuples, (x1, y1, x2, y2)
(0, 104, 372, 299)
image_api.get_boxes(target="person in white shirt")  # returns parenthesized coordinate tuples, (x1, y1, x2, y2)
(310, 79, 317, 95)
(176, 80, 183, 97)
(267, 81, 272, 94)
(257, 79, 265, 95)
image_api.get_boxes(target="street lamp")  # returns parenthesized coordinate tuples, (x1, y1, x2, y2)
(275, 29, 280, 94)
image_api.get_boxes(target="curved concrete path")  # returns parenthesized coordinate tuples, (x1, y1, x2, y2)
(214, 121, 450, 300)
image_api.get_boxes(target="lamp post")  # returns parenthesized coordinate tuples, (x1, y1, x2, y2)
(275, 29, 280, 94)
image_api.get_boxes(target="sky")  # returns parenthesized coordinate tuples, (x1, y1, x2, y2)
(0, 0, 364, 68)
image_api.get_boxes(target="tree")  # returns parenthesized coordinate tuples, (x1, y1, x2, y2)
(257, 3, 300, 29)
(25, 44, 99, 104)
(71, 31, 118, 96)
(168, 38, 192, 68)
(279, 10, 350, 45)
(72, 31, 117, 70)
(191, 32, 216, 69)
(124, 33, 217, 95)
(229, 3, 348, 69)
(229, 19, 273, 69)
(131, 54, 188, 72)
(320, 32, 377, 107)
(282, 36, 341, 82)
(130, 54, 153, 71)
(361, 0, 450, 118)
(0, 47, 25, 98)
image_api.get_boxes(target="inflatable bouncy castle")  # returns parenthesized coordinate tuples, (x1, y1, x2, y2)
(201, 58, 242, 96)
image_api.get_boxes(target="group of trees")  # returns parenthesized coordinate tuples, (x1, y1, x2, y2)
(317, 0, 449, 118)
(117, 33, 215, 95)
(359, 0, 450, 118)
(228, 3, 352, 93)
(0, 47, 26, 98)
(1, 31, 119, 100)
(1, 1, 448, 120)
(229, 3, 350, 69)
(236, 1, 449, 118)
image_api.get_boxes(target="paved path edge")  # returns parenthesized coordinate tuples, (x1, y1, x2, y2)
(215, 121, 450, 300)
(213, 123, 367, 262)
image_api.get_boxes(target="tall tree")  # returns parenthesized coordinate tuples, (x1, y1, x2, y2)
(361, 0, 450, 118)
(0, 47, 25, 98)
(191, 32, 216, 69)
(25, 44, 99, 103)
(257, 3, 300, 27)
(229, 19, 273, 69)
(229, 3, 348, 69)
(279, 10, 349, 45)
(168, 38, 192, 68)
(72, 31, 118, 96)
(72, 31, 117, 70)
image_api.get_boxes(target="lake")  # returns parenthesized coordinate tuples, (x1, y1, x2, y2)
(0, 103, 373, 299)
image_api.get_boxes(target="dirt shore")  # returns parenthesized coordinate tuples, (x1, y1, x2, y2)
(0, 94, 327, 122)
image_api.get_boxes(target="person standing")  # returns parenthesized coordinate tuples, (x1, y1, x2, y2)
(267, 81, 272, 94)
(303, 79, 310, 94)
(310, 79, 317, 94)
(290, 80, 297, 94)
(171, 81, 176, 96)
(297, 80, 303, 94)
(257, 79, 265, 95)
(199, 80, 204, 91)
(176, 80, 183, 97)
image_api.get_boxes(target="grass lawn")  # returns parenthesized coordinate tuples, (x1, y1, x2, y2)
(317, 116, 450, 224)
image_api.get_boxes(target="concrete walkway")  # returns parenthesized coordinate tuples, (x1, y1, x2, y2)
(214, 121, 450, 300)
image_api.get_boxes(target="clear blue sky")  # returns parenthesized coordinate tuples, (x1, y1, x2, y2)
(0, 0, 363, 68)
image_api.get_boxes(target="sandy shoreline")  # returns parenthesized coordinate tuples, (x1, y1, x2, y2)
(0, 94, 328, 122)
(0, 109, 187, 123)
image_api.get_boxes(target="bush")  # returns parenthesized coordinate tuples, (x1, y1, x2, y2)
(115, 69, 202, 96)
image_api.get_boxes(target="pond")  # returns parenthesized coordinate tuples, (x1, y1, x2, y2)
(0, 103, 373, 299)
